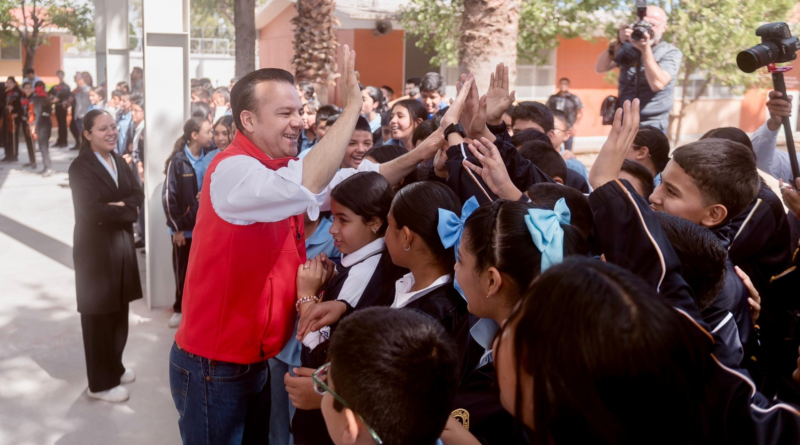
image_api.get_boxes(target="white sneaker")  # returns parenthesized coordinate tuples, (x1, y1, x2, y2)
(121, 368, 136, 384)
(87, 385, 130, 403)
(168, 313, 182, 328)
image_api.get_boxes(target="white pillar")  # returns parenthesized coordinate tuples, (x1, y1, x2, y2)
(142, 0, 190, 309)
(94, 0, 107, 85)
(105, 0, 130, 96)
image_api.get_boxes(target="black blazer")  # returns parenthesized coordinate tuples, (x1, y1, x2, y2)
(69, 148, 144, 314)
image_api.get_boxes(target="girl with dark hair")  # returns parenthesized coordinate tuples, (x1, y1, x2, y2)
(361, 86, 385, 133)
(202, 115, 235, 172)
(162, 117, 213, 328)
(442, 198, 589, 445)
(88, 87, 106, 112)
(494, 258, 714, 445)
(388, 99, 427, 149)
(299, 99, 321, 153)
(288, 171, 406, 445)
(384, 181, 470, 359)
(68, 109, 143, 403)
(296, 80, 316, 104)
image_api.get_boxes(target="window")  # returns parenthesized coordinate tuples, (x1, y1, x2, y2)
(443, 49, 556, 101)
(0, 42, 22, 60)
(675, 73, 744, 100)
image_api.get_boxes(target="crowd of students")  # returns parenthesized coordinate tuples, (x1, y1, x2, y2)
(146, 53, 800, 445)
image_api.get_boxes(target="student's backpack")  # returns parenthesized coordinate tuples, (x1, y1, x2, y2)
(601, 96, 618, 126)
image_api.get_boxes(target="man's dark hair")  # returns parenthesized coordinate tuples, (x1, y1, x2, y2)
(621, 159, 655, 199)
(316, 104, 340, 125)
(381, 85, 394, 96)
(24, 68, 34, 75)
(412, 116, 440, 147)
(355, 115, 372, 133)
(420, 72, 446, 95)
(328, 307, 459, 445)
(191, 101, 213, 121)
(700, 127, 753, 152)
(56, 69, 64, 76)
(406, 77, 421, 87)
(653, 212, 727, 310)
(230, 68, 295, 132)
(671, 139, 760, 225)
(552, 109, 569, 127)
(511, 101, 554, 133)
(559, 77, 570, 84)
(512, 128, 553, 149)
(519, 141, 568, 182)
(213, 87, 231, 104)
(527, 182, 593, 240)
(634, 125, 670, 172)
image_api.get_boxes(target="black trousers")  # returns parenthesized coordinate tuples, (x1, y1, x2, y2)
(69, 112, 80, 147)
(81, 303, 129, 392)
(173, 237, 193, 313)
(37, 119, 52, 169)
(3, 120, 17, 160)
(55, 105, 68, 145)
(17, 118, 35, 164)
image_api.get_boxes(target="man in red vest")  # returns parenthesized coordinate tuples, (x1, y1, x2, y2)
(168, 47, 445, 444)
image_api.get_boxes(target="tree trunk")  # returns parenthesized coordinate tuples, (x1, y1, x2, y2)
(291, 0, 339, 103)
(234, 0, 256, 76)
(458, 0, 519, 94)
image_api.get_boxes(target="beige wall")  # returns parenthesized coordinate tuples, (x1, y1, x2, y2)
(671, 99, 743, 136)
(258, 5, 296, 73)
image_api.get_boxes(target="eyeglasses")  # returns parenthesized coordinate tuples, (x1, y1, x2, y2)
(312, 362, 384, 445)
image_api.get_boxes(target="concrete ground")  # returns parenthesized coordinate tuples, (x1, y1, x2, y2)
(0, 141, 181, 445)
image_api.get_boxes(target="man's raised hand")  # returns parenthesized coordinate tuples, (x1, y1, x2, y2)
(486, 62, 515, 126)
(588, 99, 640, 190)
(339, 45, 363, 113)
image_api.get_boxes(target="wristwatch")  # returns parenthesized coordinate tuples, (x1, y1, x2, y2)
(443, 122, 466, 140)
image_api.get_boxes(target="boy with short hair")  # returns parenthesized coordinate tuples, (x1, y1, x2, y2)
(315, 104, 340, 141)
(420, 72, 447, 118)
(404, 77, 421, 99)
(318, 307, 459, 445)
(625, 125, 670, 185)
(619, 159, 655, 199)
(518, 141, 568, 185)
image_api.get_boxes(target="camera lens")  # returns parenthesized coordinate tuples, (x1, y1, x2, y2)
(631, 28, 644, 41)
(737, 42, 777, 73)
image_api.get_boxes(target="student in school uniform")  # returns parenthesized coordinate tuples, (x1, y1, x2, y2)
(287, 172, 405, 445)
(162, 117, 214, 329)
(383, 181, 471, 365)
(700, 127, 792, 298)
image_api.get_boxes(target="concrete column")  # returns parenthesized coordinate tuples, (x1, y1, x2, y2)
(142, 0, 190, 309)
(105, 0, 130, 95)
(94, 0, 107, 85)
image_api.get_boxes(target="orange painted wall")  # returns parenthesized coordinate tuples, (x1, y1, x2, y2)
(555, 37, 616, 137)
(258, 6, 296, 73)
(352, 29, 404, 102)
(26, 36, 62, 84)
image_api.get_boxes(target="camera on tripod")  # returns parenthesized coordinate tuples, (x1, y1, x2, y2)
(614, 0, 654, 68)
(736, 22, 800, 73)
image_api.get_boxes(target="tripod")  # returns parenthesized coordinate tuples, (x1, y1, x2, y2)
(767, 63, 800, 181)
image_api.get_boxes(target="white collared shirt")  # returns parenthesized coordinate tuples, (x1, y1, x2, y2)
(391, 273, 452, 309)
(209, 156, 380, 225)
(94, 151, 118, 187)
(302, 238, 385, 350)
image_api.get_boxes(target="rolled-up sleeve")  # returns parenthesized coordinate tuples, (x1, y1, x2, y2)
(210, 156, 327, 223)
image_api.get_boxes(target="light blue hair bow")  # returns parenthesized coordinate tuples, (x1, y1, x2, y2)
(437, 196, 480, 301)
(524, 197, 571, 273)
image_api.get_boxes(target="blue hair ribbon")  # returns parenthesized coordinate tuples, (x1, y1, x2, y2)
(524, 197, 571, 272)
(437, 196, 480, 301)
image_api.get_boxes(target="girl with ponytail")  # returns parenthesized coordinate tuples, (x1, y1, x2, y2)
(162, 116, 213, 328)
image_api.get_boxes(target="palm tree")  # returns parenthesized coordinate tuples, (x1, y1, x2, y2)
(458, 0, 520, 92)
(291, 0, 339, 104)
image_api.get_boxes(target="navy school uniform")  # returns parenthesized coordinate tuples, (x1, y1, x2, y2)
(292, 239, 402, 445)
(590, 178, 800, 443)
(727, 181, 792, 296)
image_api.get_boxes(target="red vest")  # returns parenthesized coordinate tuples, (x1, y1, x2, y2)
(175, 132, 306, 364)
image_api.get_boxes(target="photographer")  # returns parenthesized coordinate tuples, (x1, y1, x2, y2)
(596, 5, 682, 131)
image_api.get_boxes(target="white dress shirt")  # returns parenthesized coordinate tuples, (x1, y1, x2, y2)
(209, 156, 380, 225)
(94, 151, 118, 187)
(302, 238, 385, 350)
(390, 273, 452, 309)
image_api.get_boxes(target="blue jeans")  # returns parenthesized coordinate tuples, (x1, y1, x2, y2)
(268, 358, 296, 445)
(169, 342, 271, 445)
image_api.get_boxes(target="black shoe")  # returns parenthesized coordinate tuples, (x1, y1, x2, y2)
(41, 169, 54, 177)
(135, 240, 145, 248)
(22, 163, 36, 168)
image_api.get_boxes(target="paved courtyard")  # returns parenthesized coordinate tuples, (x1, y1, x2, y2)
(0, 142, 182, 445)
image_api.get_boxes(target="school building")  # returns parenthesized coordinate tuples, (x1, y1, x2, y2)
(257, 0, 799, 141)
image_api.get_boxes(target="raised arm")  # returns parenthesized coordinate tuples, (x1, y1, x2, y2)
(301, 45, 363, 193)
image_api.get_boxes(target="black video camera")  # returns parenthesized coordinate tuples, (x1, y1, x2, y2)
(614, 0, 653, 68)
(737, 22, 800, 73)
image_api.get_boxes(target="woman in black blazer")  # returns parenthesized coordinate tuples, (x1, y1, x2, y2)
(69, 109, 143, 403)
